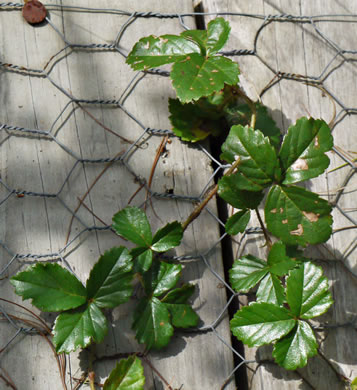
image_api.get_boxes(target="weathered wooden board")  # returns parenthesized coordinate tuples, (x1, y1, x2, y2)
(0, 1, 235, 389)
(201, 1, 357, 389)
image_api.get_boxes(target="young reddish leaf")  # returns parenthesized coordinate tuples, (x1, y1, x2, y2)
(256, 273, 285, 306)
(11, 263, 86, 312)
(229, 255, 269, 292)
(279, 117, 333, 185)
(286, 262, 333, 319)
(53, 303, 107, 353)
(126, 35, 201, 70)
(103, 356, 145, 390)
(225, 209, 251, 235)
(86, 247, 133, 309)
(171, 54, 239, 103)
(151, 221, 183, 252)
(230, 302, 296, 347)
(265, 185, 333, 246)
(220, 125, 280, 189)
(112, 207, 152, 247)
(132, 297, 173, 350)
(273, 321, 318, 370)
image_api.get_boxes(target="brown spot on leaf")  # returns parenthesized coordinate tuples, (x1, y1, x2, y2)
(210, 82, 215, 85)
(314, 136, 319, 148)
(302, 211, 319, 222)
(282, 219, 288, 224)
(211, 69, 219, 73)
(198, 74, 203, 78)
(160, 322, 165, 326)
(280, 208, 284, 213)
(181, 71, 185, 76)
(186, 56, 191, 60)
(291, 158, 309, 171)
(196, 65, 200, 69)
(290, 224, 304, 236)
(270, 208, 278, 214)
(190, 87, 194, 91)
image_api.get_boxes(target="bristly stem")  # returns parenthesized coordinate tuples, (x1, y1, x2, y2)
(182, 157, 241, 231)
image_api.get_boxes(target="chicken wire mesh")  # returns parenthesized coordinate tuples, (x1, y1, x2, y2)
(0, 2, 356, 389)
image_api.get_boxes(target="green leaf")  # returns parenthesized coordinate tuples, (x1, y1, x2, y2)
(161, 284, 196, 304)
(220, 125, 280, 190)
(168, 97, 223, 142)
(131, 247, 153, 273)
(267, 242, 296, 276)
(206, 17, 231, 55)
(279, 117, 333, 185)
(273, 321, 318, 370)
(256, 273, 285, 306)
(218, 175, 264, 209)
(143, 261, 182, 297)
(171, 54, 239, 103)
(229, 255, 268, 292)
(53, 303, 107, 353)
(225, 209, 251, 235)
(224, 102, 281, 150)
(126, 35, 201, 70)
(181, 30, 207, 53)
(132, 297, 173, 349)
(352, 377, 357, 390)
(86, 247, 133, 309)
(112, 207, 152, 247)
(151, 221, 183, 252)
(230, 302, 296, 347)
(165, 303, 199, 328)
(10, 263, 86, 312)
(265, 185, 333, 246)
(103, 356, 145, 390)
(286, 262, 333, 319)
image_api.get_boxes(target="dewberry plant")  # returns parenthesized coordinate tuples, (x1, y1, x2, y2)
(10, 17, 335, 388)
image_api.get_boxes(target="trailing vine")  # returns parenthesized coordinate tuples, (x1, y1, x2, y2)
(10, 18, 335, 388)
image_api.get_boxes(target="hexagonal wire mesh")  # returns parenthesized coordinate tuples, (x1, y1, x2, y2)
(0, 3, 356, 390)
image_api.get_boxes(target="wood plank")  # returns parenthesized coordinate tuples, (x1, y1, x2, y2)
(201, 1, 357, 389)
(0, 1, 235, 389)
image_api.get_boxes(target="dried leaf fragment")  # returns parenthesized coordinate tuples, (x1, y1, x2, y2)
(302, 211, 319, 222)
(291, 158, 309, 171)
(290, 224, 304, 236)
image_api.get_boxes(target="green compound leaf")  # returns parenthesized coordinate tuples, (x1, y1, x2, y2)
(181, 18, 230, 56)
(218, 175, 264, 209)
(265, 185, 333, 246)
(168, 97, 223, 142)
(112, 207, 152, 247)
(131, 247, 153, 274)
(103, 356, 145, 390)
(162, 284, 196, 304)
(86, 247, 134, 309)
(126, 35, 201, 70)
(224, 102, 281, 150)
(165, 303, 199, 328)
(267, 242, 296, 276)
(53, 303, 107, 353)
(257, 273, 285, 306)
(220, 125, 280, 190)
(273, 321, 318, 370)
(151, 221, 183, 252)
(286, 262, 333, 319)
(280, 117, 333, 185)
(11, 263, 86, 312)
(132, 297, 173, 350)
(171, 54, 239, 103)
(143, 261, 182, 297)
(225, 209, 251, 235)
(230, 302, 296, 347)
(229, 255, 269, 292)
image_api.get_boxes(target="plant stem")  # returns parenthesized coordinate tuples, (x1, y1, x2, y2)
(232, 86, 257, 128)
(88, 345, 96, 390)
(255, 208, 272, 248)
(182, 158, 240, 232)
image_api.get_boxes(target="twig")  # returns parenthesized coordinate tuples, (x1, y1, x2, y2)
(77, 197, 108, 227)
(76, 102, 134, 144)
(182, 157, 241, 231)
(141, 355, 175, 390)
(255, 208, 272, 248)
(65, 149, 125, 244)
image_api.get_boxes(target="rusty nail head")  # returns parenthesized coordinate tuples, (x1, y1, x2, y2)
(22, 0, 47, 25)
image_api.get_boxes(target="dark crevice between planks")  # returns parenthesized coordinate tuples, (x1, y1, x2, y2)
(193, 3, 249, 389)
